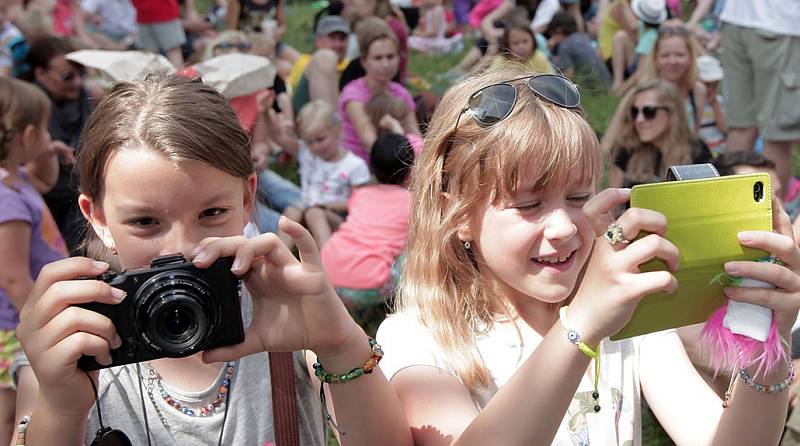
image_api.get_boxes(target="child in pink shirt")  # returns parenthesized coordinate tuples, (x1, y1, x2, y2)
(321, 132, 415, 325)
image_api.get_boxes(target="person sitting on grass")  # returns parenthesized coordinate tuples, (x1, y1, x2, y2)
(295, 100, 371, 248)
(321, 131, 415, 331)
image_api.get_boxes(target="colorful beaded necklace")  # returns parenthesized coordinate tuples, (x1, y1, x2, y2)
(143, 361, 236, 418)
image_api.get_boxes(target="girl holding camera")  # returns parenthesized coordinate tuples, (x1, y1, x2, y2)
(12, 75, 412, 445)
(376, 65, 800, 444)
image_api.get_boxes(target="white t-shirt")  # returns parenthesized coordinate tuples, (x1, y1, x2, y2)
(720, 0, 800, 37)
(298, 142, 371, 207)
(81, 0, 138, 37)
(377, 311, 645, 446)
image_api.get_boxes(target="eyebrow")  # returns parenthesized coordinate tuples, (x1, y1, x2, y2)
(114, 191, 238, 214)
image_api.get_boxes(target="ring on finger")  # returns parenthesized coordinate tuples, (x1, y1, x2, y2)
(768, 255, 785, 266)
(604, 222, 630, 246)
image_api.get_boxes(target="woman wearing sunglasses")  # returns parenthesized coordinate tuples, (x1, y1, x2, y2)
(635, 24, 705, 134)
(603, 79, 711, 188)
(376, 65, 797, 445)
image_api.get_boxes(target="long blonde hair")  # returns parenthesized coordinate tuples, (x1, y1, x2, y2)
(602, 79, 693, 181)
(640, 26, 700, 92)
(396, 65, 603, 391)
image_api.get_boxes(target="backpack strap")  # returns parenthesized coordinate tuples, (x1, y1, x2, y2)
(269, 351, 300, 446)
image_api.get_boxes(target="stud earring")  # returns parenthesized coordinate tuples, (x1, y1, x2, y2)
(464, 241, 472, 250)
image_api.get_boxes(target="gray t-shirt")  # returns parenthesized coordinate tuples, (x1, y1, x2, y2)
(555, 33, 611, 90)
(12, 289, 325, 445)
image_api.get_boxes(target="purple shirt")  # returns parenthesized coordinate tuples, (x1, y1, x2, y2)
(0, 170, 67, 329)
(337, 77, 415, 163)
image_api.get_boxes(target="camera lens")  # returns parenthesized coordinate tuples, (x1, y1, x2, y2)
(135, 271, 220, 356)
(153, 299, 204, 345)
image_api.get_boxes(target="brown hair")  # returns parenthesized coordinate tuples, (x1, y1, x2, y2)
(602, 79, 693, 181)
(396, 64, 602, 390)
(365, 92, 408, 130)
(77, 74, 254, 262)
(356, 17, 399, 60)
(498, 20, 537, 62)
(0, 77, 51, 164)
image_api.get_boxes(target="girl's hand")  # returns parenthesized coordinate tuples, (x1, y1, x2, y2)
(195, 217, 362, 362)
(568, 188, 680, 345)
(16, 257, 125, 418)
(721, 198, 800, 337)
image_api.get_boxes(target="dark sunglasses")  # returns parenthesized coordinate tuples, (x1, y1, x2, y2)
(658, 24, 690, 36)
(53, 67, 83, 83)
(630, 105, 669, 120)
(214, 42, 252, 51)
(456, 74, 581, 129)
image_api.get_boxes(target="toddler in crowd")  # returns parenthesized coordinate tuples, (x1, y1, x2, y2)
(321, 131, 415, 330)
(295, 100, 370, 247)
(0, 78, 67, 444)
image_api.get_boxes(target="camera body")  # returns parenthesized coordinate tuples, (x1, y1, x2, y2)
(78, 254, 245, 371)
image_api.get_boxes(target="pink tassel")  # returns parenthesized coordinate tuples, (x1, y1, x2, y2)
(701, 302, 788, 377)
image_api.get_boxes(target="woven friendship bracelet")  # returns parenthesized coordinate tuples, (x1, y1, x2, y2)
(313, 338, 384, 384)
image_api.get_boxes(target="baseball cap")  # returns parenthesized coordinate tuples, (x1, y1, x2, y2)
(316, 16, 351, 37)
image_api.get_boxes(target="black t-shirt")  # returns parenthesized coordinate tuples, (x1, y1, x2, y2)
(613, 139, 712, 188)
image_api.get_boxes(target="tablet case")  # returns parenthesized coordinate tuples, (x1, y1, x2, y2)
(610, 173, 773, 340)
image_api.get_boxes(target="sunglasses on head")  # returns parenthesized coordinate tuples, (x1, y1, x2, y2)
(630, 105, 669, 120)
(441, 74, 580, 190)
(456, 73, 581, 129)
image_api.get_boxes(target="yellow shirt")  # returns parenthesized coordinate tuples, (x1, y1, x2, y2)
(491, 50, 555, 75)
(287, 54, 350, 92)
(598, 0, 624, 61)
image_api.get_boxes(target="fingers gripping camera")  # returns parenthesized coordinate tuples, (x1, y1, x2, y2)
(77, 254, 245, 371)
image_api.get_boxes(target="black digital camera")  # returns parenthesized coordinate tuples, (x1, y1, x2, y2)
(78, 254, 245, 371)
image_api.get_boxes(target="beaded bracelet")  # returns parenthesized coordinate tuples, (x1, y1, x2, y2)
(559, 306, 601, 413)
(739, 360, 796, 394)
(16, 416, 30, 446)
(312, 338, 384, 384)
